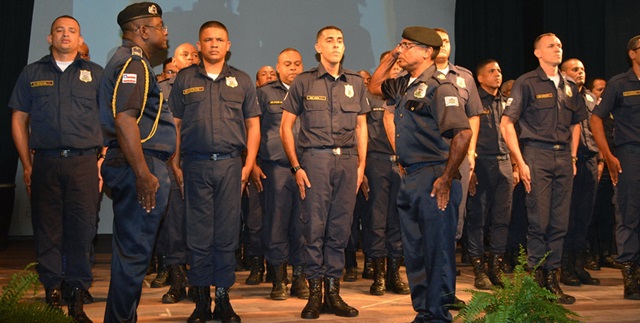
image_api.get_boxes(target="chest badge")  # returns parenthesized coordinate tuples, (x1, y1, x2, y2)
(456, 76, 466, 88)
(226, 76, 238, 88)
(565, 86, 573, 98)
(79, 70, 92, 83)
(344, 84, 354, 98)
(414, 83, 428, 99)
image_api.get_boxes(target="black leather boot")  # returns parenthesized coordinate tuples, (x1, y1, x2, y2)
(301, 277, 323, 319)
(45, 286, 62, 309)
(386, 257, 410, 294)
(574, 251, 600, 285)
(270, 263, 288, 300)
(245, 256, 264, 285)
(290, 264, 309, 299)
(212, 287, 241, 322)
(343, 251, 357, 282)
(362, 256, 373, 279)
(470, 255, 492, 290)
(501, 250, 515, 274)
(369, 257, 386, 295)
(544, 269, 576, 304)
(265, 262, 275, 283)
(322, 277, 358, 317)
(621, 262, 640, 300)
(151, 255, 170, 288)
(162, 264, 187, 303)
(584, 249, 600, 270)
(560, 252, 581, 286)
(147, 254, 158, 275)
(68, 287, 92, 323)
(187, 286, 213, 323)
(487, 253, 505, 287)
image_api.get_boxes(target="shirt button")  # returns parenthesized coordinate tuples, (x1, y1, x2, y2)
(399, 113, 403, 117)
(410, 107, 415, 111)
(396, 134, 400, 137)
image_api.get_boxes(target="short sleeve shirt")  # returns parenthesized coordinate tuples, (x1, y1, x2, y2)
(445, 63, 483, 117)
(9, 54, 104, 150)
(476, 86, 509, 155)
(256, 79, 295, 164)
(592, 69, 640, 147)
(281, 64, 371, 149)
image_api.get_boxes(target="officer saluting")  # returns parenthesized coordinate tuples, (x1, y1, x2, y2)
(98, 3, 176, 322)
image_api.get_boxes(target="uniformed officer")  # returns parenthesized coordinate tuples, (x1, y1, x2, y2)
(591, 34, 640, 301)
(500, 33, 587, 305)
(253, 48, 308, 300)
(356, 67, 411, 296)
(256, 65, 277, 87)
(169, 21, 261, 323)
(369, 26, 471, 322)
(10, 15, 102, 322)
(433, 29, 482, 258)
(280, 26, 369, 319)
(151, 43, 200, 304)
(465, 59, 514, 290)
(98, 3, 176, 322)
(559, 58, 601, 287)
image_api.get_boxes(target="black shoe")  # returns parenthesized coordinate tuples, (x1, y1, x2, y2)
(601, 254, 621, 269)
(574, 251, 600, 285)
(343, 266, 358, 282)
(151, 265, 171, 288)
(162, 265, 187, 303)
(369, 258, 386, 296)
(269, 263, 288, 300)
(386, 257, 410, 294)
(445, 296, 465, 310)
(470, 255, 492, 290)
(68, 287, 93, 323)
(147, 255, 158, 275)
(45, 287, 62, 309)
(584, 252, 600, 271)
(213, 287, 241, 323)
(545, 269, 576, 304)
(290, 265, 309, 299)
(301, 278, 323, 319)
(187, 286, 213, 323)
(621, 262, 640, 300)
(560, 252, 581, 286)
(362, 257, 373, 279)
(245, 256, 264, 285)
(487, 254, 504, 287)
(321, 277, 358, 317)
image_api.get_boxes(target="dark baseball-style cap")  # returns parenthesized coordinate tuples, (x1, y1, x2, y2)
(117, 2, 163, 27)
(401, 26, 442, 47)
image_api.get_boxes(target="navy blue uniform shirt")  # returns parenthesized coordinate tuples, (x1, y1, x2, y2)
(442, 63, 483, 118)
(382, 65, 470, 166)
(366, 91, 394, 155)
(99, 39, 176, 156)
(281, 64, 370, 149)
(170, 62, 260, 154)
(476, 86, 509, 155)
(592, 68, 640, 147)
(9, 54, 104, 150)
(578, 88, 599, 154)
(257, 79, 297, 164)
(503, 66, 587, 144)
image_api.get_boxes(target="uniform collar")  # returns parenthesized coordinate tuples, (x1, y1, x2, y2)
(535, 65, 567, 87)
(413, 64, 437, 84)
(316, 63, 346, 81)
(625, 68, 640, 82)
(196, 61, 232, 81)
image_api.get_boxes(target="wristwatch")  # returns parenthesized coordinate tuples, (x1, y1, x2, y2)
(291, 165, 302, 174)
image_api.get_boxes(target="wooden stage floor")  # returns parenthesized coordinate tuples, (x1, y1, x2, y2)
(1, 236, 640, 322)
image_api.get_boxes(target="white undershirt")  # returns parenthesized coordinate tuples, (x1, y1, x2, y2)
(409, 77, 417, 86)
(437, 66, 450, 75)
(283, 83, 290, 90)
(56, 60, 73, 72)
(207, 73, 219, 80)
(548, 74, 560, 88)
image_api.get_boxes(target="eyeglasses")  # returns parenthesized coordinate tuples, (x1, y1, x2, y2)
(144, 25, 168, 32)
(396, 42, 423, 50)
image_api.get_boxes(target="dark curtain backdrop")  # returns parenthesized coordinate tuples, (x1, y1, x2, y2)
(455, 0, 640, 83)
(0, 0, 34, 240)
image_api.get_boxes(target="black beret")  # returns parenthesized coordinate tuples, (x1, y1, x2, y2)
(402, 26, 442, 47)
(117, 2, 162, 27)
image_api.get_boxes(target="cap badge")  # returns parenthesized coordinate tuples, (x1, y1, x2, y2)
(148, 5, 158, 14)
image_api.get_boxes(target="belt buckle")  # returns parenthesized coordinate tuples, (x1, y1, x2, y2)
(210, 153, 219, 161)
(60, 150, 70, 158)
(332, 147, 342, 155)
(553, 144, 561, 151)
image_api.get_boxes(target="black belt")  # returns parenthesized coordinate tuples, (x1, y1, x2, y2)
(143, 150, 171, 162)
(186, 150, 241, 161)
(403, 160, 446, 175)
(525, 141, 568, 151)
(578, 151, 597, 160)
(303, 147, 357, 156)
(477, 154, 510, 161)
(35, 148, 98, 158)
(367, 151, 398, 162)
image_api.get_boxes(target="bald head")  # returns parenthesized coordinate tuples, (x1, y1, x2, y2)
(172, 43, 199, 70)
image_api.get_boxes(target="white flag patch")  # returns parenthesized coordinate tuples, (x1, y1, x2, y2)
(122, 73, 137, 84)
(444, 96, 459, 107)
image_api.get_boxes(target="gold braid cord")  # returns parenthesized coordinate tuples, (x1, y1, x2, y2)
(111, 58, 162, 143)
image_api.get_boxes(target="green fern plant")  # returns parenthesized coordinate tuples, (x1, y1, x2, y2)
(0, 262, 73, 323)
(455, 247, 580, 323)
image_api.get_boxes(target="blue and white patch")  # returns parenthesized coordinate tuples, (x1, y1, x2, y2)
(444, 96, 459, 107)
